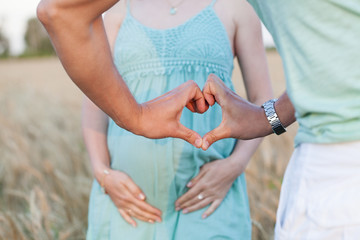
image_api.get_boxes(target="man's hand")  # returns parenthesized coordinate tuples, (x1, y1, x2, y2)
(201, 74, 270, 150)
(138, 80, 209, 148)
(201, 74, 296, 150)
(37, 1, 210, 146)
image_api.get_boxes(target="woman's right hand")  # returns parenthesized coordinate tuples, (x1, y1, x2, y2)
(103, 169, 162, 227)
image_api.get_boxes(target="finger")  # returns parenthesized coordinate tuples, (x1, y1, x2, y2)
(119, 181, 162, 216)
(123, 177, 146, 201)
(202, 124, 230, 150)
(182, 197, 212, 214)
(186, 169, 207, 188)
(184, 80, 208, 114)
(203, 74, 227, 106)
(118, 208, 137, 227)
(179, 192, 207, 210)
(127, 209, 156, 223)
(175, 123, 203, 148)
(127, 202, 162, 223)
(130, 198, 162, 218)
(191, 82, 208, 114)
(176, 185, 204, 209)
(202, 79, 216, 107)
(202, 199, 222, 219)
(121, 194, 162, 220)
(185, 100, 197, 113)
(113, 190, 162, 219)
(125, 207, 155, 223)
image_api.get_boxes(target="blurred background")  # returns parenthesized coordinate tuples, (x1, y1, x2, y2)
(0, 1, 297, 239)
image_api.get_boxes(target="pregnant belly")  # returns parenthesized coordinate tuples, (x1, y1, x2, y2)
(106, 124, 235, 209)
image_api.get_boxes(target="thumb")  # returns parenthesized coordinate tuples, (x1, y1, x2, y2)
(175, 123, 203, 148)
(201, 124, 230, 150)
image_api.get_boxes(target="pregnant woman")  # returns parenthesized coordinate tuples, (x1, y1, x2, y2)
(82, 0, 273, 239)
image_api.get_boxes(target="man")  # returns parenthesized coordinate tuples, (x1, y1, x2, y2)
(201, 1, 360, 239)
(38, 0, 360, 238)
(37, 0, 209, 149)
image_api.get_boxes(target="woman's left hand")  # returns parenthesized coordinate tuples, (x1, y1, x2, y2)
(175, 158, 244, 219)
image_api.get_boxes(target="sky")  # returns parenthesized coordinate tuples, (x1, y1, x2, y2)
(0, 0, 40, 55)
(0, 0, 274, 55)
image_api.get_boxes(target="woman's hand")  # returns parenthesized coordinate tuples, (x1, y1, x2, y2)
(175, 157, 244, 219)
(103, 169, 162, 227)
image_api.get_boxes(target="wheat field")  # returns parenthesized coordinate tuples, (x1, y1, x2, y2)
(0, 51, 297, 240)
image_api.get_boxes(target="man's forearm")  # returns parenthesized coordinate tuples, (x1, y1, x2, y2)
(274, 92, 296, 129)
(201, 76, 297, 150)
(256, 91, 296, 137)
(255, 91, 296, 137)
(37, 0, 141, 132)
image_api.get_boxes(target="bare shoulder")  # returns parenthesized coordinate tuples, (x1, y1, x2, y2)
(104, 1, 127, 30)
(103, 1, 127, 50)
(214, 0, 258, 29)
(232, 0, 260, 28)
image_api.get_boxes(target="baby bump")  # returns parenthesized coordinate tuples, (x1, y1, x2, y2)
(107, 122, 192, 208)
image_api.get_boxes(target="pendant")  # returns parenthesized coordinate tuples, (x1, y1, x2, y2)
(170, 7, 177, 15)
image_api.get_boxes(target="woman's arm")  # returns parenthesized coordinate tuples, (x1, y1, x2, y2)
(175, 1, 274, 217)
(37, 0, 208, 147)
(81, 97, 111, 181)
(82, 97, 162, 226)
(80, 6, 162, 226)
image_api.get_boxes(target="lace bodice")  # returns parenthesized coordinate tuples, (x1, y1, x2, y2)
(91, 5, 250, 239)
(113, 0, 234, 81)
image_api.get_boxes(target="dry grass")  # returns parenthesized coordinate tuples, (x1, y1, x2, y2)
(0, 52, 297, 240)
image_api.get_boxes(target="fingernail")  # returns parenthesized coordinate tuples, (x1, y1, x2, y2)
(195, 139, 202, 148)
(175, 207, 181, 211)
(202, 214, 207, 219)
(138, 193, 146, 200)
(203, 141, 209, 150)
(187, 181, 192, 187)
(148, 219, 154, 224)
(182, 209, 189, 214)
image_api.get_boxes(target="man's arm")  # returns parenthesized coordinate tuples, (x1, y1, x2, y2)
(37, 0, 207, 147)
(201, 74, 296, 150)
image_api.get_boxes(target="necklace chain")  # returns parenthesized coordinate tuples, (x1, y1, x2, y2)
(166, 0, 186, 15)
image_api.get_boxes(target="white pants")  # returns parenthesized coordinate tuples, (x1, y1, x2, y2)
(275, 141, 360, 240)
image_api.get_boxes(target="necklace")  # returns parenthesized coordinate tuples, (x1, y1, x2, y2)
(166, 0, 186, 15)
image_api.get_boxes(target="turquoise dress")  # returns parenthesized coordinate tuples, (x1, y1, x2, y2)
(87, 0, 251, 239)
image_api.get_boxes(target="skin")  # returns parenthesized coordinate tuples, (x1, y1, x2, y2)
(175, 0, 276, 216)
(201, 78, 296, 150)
(36, 0, 297, 228)
(82, 0, 274, 226)
(37, 0, 208, 148)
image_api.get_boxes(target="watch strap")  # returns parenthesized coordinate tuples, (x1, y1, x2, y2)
(262, 99, 286, 135)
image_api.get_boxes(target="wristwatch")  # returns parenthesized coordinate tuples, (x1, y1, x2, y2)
(261, 99, 286, 135)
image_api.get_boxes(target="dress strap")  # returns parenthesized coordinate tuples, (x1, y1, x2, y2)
(210, 0, 217, 7)
(126, 0, 131, 12)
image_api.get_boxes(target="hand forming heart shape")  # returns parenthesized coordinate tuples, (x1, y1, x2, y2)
(138, 74, 263, 150)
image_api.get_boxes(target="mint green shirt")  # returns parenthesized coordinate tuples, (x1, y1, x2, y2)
(248, 0, 360, 145)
